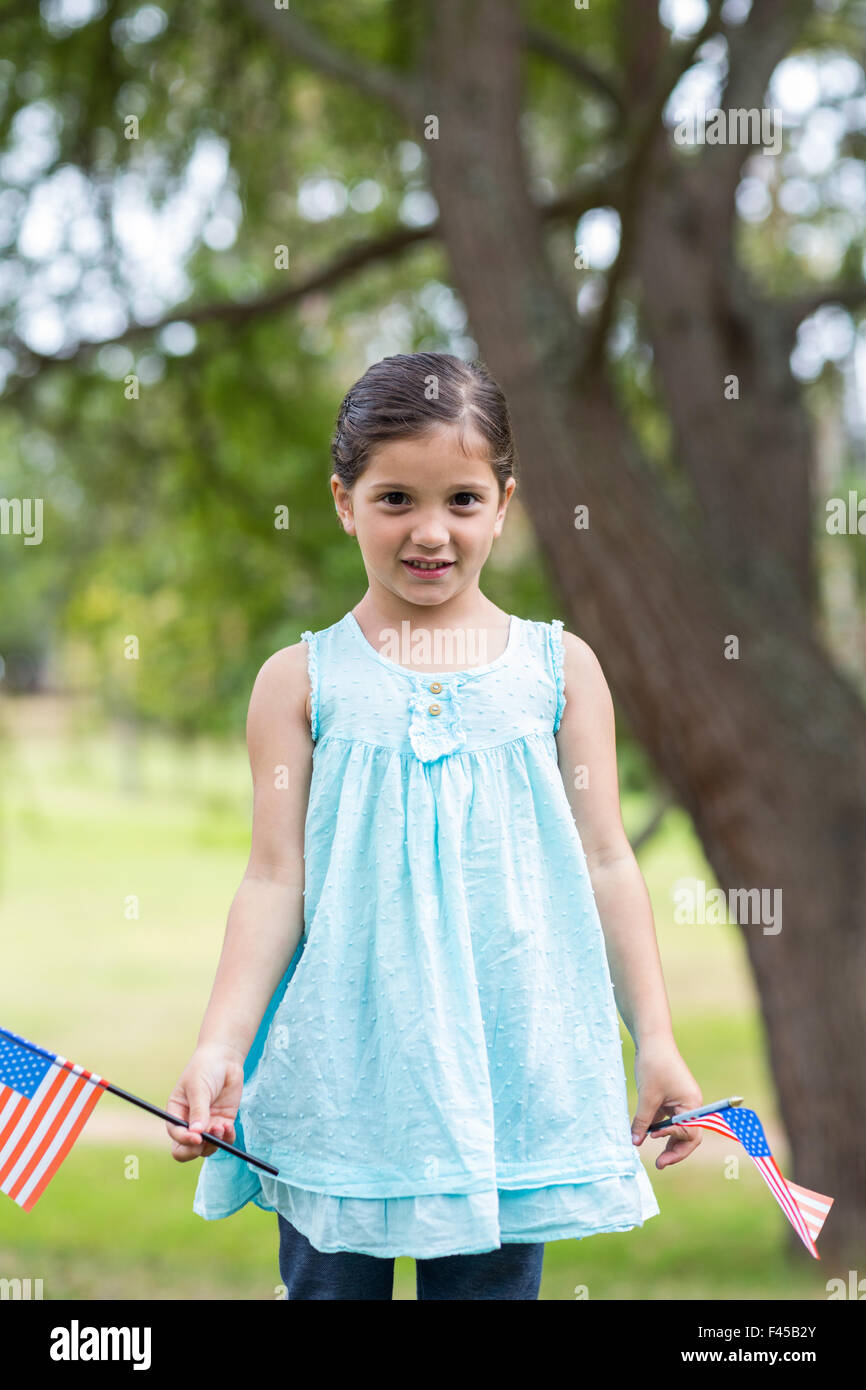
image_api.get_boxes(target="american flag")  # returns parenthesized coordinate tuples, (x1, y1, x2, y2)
(0, 1027, 107, 1211)
(674, 1106, 834, 1259)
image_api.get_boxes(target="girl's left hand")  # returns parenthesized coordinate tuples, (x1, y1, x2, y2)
(630, 1037, 703, 1169)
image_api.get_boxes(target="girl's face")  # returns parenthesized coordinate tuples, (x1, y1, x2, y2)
(331, 423, 516, 608)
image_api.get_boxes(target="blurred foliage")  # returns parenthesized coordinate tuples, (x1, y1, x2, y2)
(0, 0, 863, 749)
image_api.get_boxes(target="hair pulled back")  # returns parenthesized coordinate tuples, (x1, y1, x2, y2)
(330, 352, 517, 496)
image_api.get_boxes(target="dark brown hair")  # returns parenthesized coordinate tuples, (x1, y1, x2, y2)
(330, 352, 517, 496)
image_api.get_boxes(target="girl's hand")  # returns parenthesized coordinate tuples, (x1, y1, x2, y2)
(630, 1037, 703, 1169)
(165, 1043, 245, 1162)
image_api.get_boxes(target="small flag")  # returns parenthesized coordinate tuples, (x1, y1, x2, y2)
(0, 1027, 107, 1211)
(674, 1106, 834, 1258)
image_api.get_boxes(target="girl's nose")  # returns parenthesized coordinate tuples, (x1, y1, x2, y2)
(410, 523, 451, 544)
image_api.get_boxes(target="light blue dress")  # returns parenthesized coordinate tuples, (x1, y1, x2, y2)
(193, 609, 659, 1257)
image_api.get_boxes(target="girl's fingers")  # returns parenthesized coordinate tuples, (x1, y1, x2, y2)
(172, 1139, 201, 1161)
(200, 1122, 232, 1156)
(650, 1119, 698, 1144)
(657, 1133, 702, 1166)
(169, 1114, 236, 1161)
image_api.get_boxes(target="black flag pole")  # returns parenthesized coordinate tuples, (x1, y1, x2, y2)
(0, 1025, 279, 1176)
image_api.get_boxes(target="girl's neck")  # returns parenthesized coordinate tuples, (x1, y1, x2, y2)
(350, 595, 512, 673)
(352, 592, 509, 637)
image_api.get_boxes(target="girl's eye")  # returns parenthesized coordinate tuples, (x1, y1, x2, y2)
(379, 492, 480, 507)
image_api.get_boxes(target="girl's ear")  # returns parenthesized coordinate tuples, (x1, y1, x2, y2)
(331, 477, 357, 536)
(493, 478, 517, 530)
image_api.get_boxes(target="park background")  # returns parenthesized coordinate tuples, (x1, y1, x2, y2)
(1, 0, 865, 1298)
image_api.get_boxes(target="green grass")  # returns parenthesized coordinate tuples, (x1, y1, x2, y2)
(0, 703, 830, 1299)
(0, 1147, 828, 1300)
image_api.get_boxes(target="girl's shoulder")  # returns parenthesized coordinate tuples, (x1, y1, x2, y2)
(557, 625, 603, 674)
(257, 615, 348, 737)
(558, 625, 598, 666)
(250, 639, 315, 737)
(553, 626, 612, 735)
(519, 619, 602, 738)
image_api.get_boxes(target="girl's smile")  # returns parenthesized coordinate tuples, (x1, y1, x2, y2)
(401, 557, 456, 579)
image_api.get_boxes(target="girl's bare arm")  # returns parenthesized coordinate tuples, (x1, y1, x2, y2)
(553, 631, 703, 1166)
(195, 640, 315, 1059)
(165, 640, 314, 1160)
(553, 630, 674, 1048)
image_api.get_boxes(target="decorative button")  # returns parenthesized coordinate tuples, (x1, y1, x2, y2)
(408, 676, 467, 762)
(429, 681, 442, 694)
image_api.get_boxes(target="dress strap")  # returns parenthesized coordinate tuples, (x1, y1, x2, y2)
(300, 630, 319, 742)
(547, 619, 566, 734)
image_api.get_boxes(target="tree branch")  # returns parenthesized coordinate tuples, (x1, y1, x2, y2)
(701, 0, 814, 235)
(577, 0, 728, 375)
(771, 280, 866, 339)
(663, 0, 728, 99)
(538, 164, 627, 221)
(1, 224, 434, 394)
(521, 24, 625, 119)
(629, 791, 674, 856)
(237, 0, 423, 123)
(2, 165, 627, 398)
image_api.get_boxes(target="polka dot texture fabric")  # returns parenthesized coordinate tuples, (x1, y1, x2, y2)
(193, 611, 659, 1257)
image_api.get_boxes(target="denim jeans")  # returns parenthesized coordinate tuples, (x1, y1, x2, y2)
(277, 1213, 545, 1300)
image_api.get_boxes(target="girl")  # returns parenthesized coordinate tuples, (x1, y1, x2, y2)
(166, 351, 702, 1301)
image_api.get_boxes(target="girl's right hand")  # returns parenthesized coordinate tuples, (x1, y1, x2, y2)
(165, 1044, 246, 1162)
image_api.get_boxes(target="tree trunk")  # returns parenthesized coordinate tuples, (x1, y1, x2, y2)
(424, 0, 866, 1267)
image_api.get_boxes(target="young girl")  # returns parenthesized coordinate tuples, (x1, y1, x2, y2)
(166, 351, 702, 1301)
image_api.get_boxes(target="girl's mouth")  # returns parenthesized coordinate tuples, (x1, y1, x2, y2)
(401, 559, 455, 579)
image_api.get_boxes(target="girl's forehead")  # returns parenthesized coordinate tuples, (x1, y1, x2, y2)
(365, 427, 493, 474)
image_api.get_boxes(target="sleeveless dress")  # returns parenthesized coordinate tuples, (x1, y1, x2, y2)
(193, 609, 660, 1257)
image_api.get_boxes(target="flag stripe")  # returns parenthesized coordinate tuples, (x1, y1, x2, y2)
(758, 1154, 817, 1256)
(19, 1082, 106, 1210)
(751, 1150, 801, 1234)
(759, 1156, 819, 1257)
(9, 1071, 100, 1203)
(0, 1066, 70, 1183)
(0, 1088, 30, 1143)
(683, 1116, 736, 1140)
(787, 1182, 833, 1215)
(785, 1184, 831, 1240)
(0, 1049, 107, 1211)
